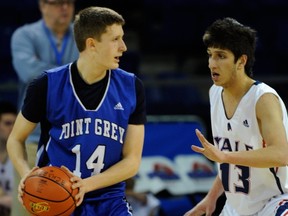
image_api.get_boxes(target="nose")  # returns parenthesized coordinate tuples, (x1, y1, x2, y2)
(208, 57, 216, 70)
(120, 39, 127, 52)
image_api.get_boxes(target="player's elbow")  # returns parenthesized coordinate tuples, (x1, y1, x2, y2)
(131, 161, 141, 176)
(129, 157, 142, 177)
(277, 147, 288, 166)
(280, 155, 288, 167)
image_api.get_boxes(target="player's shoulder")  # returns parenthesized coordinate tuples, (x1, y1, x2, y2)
(251, 81, 283, 109)
(111, 68, 137, 83)
(252, 81, 277, 95)
(26, 63, 71, 90)
(46, 63, 71, 74)
(112, 67, 134, 76)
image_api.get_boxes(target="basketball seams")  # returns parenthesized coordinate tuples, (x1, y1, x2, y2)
(55, 203, 76, 216)
(25, 175, 73, 197)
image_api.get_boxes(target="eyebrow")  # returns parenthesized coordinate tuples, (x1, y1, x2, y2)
(207, 48, 228, 54)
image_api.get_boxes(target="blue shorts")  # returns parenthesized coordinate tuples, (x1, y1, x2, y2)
(71, 196, 133, 216)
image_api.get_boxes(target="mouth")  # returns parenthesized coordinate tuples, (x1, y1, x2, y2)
(114, 56, 120, 62)
(115, 55, 122, 62)
(212, 72, 219, 78)
(211, 72, 220, 82)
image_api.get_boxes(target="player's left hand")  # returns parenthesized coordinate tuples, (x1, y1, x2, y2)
(61, 166, 85, 206)
(191, 129, 225, 163)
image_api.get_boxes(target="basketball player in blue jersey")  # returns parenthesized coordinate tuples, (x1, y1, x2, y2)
(184, 18, 288, 216)
(7, 6, 146, 216)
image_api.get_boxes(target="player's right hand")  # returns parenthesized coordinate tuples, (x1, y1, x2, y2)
(183, 196, 216, 216)
(18, 166, 39, 204)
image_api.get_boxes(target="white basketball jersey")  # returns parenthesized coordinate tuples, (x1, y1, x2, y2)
(209, 82, 288, 215)
(0, 158, 14, 195)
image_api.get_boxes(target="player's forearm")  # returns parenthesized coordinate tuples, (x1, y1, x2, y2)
(7, 112, 37, 177)
(7, 137, 30, 178)
(84, 156, 141, 193)
(206, 175, 224, 201)
(223, 145, 288, 168)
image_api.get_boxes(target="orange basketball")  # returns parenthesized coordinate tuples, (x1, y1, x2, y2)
(22, 166, 78, 216)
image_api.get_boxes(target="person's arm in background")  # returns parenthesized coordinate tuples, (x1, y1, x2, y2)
(11, 25, 57, 84)
(0, 187, 12, 208)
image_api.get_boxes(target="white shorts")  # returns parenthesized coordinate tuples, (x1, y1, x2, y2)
(219, 194, 288, 216)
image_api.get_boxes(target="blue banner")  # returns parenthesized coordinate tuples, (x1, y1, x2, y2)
(135, 115, 217, 195)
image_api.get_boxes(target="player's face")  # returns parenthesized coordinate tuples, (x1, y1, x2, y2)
(94, 24, 127, 70)
(40, 0, 74, 29)
(207, 47, 239, 88)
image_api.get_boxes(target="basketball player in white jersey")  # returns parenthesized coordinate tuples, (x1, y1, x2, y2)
(184, 17, 288, 216)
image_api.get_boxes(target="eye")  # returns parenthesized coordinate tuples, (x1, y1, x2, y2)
(218, 54, 226, 59)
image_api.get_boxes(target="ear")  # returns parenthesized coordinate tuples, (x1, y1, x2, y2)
(85, 38, 97, 50)
(237, 55, 247, 69)
(239, 55, 247, 65)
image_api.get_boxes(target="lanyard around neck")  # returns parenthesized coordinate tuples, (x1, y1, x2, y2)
(42, 20, 70, 66)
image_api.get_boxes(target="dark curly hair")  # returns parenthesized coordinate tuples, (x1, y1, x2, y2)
(203, 17, 257, 77)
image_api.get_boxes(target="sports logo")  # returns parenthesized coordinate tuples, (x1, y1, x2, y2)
(243, 119, 249, 127)
(114, 102, 124, 110)
(29, 202, 50, 213)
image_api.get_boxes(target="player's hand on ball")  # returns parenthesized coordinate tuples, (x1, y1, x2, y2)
(19, 166, 39, 204)
(61, 166, 85, 206)
(192, 129, 225, 163)
(183, 195, 216, 216)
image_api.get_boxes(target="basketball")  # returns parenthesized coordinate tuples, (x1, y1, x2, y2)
(22, 166, 78, 216)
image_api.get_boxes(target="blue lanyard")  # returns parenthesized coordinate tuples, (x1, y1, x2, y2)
(42, 20, 70, 66)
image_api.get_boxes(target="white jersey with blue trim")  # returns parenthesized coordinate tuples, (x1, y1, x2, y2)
(209, 81, 288, 215)
(38, 63, 136, 200)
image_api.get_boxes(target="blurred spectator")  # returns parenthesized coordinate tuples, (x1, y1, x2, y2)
(126, 177, 160, 216)
(10, 0, 78, 215)
(0, 101, 17, 216)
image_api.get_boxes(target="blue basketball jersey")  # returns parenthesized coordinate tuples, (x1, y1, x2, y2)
(38, 63, 137, 201)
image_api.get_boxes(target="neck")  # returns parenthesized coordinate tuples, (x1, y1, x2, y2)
(224, 76, 254, 100)
(77, 57, 107, 84)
